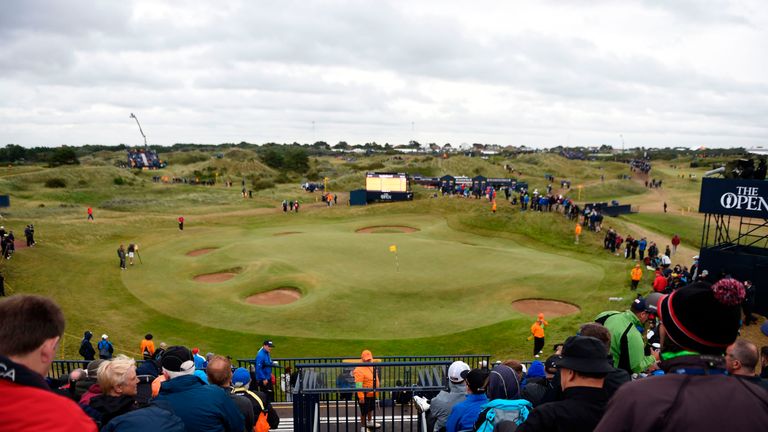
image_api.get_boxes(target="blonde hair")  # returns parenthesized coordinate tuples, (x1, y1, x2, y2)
(97, 355, 136, 394)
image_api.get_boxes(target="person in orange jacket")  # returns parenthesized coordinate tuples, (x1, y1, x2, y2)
(630, 264, 643, 291)
(491, 201, 497, 213)
(530, 313, 549, 358)
(353, 350, 380, 429)
(574, 223, 582, 244)
(140, 333, 155, 360)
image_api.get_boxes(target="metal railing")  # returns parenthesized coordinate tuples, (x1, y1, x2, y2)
(292, 360, 453, 432)
(236, 355, 490, 403)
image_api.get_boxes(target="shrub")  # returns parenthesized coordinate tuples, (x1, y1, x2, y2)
(251, 178, 275, 191)
(114, 177, 126, 185)
(44, 178, 67, 188)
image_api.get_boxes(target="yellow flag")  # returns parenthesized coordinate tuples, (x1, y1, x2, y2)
(389, 245, 397, 253)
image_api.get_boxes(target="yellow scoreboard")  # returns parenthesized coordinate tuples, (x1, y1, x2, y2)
(366, 172, 410, 192)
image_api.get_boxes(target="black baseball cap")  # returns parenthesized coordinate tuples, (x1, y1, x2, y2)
(554, 336, 614, 374)
(263, 340, 275, 347)
(161, 345, 195, 372)
(460, 368, 490, 393)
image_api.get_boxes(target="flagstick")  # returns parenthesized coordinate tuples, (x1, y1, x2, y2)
(395, 252, 399, 272)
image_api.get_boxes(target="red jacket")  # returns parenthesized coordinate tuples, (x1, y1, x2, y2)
(652, 274, 668, 292)
(0, 379, 97, 431)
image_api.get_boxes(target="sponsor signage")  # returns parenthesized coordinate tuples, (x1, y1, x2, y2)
(699, 178, 768, 218)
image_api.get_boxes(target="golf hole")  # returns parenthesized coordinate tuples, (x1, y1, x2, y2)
(511, 299, 581, 318)
(246, 287, 302, 305)
(193, 267, 242, 283)
(355, 225, 419, 234)
(186, 247, 218, 257)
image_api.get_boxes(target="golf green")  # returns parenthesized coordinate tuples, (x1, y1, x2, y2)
(124, 215, 602, 339)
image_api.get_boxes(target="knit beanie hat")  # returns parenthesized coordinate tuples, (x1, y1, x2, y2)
(658, 279, 745, 355)
(527, 360, 546, 379)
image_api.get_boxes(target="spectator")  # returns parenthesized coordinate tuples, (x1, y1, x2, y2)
(354, 349, 380, 430)
(671, 234, 680, 255)
(155, 345, 244, 432)
(630, 264, 642, 291)
(207, 357, 255, 432)
(254, 340, 275, 402)
(86, 355, 139, 426)
(77, 359, 106, 402)
(725, 340, 768, 392)
(445, 368, 489, 432)
(0, 295, 97, 431)
(140, 334, 155, 360)
(761, 346, 768, 379)
(98, 334, 114, 360)
(428, 360, 470, 432)
(101, 403, 186, 432)
(596, 279, 768, 431)
(652, 270, 668, 293)
(517, 336, 614, 432)
(520, 361, 550, 407)
(600, 297, 658, 375)
(154, 342, 168, 361)
(742, 280, 758, 326)
(192, 348, 206, 369)
(231, 367, 280, 431)
(488, 363, 521, 401)
(80, 330, 96, 361)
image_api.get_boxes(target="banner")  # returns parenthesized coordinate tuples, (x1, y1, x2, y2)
(698, 178, 768, 218)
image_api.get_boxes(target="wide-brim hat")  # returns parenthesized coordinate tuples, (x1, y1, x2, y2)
(554, 336, 614, 374)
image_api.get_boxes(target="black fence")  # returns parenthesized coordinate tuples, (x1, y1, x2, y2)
(236, 355, 490, 403)
(292, 360, 453, 432)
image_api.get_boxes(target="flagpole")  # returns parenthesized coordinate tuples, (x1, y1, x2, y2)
(395, 251, 399, 272)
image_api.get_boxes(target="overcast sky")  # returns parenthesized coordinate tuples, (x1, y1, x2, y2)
(1, 0, 766, 149)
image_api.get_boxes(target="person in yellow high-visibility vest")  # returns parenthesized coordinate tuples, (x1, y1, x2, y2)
(630, 264, 643, 290)
(491, 201, 497, 213)
(574, 223, 582, 244)
(530, 313, 549, 358)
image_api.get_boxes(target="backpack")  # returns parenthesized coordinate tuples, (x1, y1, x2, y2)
(473, 399, 532, 432)
(98, 341, 112, 358)
(233, 387, 273, 432)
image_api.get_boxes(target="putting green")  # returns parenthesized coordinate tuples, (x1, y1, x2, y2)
(124, 215, 603, 339)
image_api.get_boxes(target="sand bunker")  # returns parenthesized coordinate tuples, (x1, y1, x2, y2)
(355, 225, 419, 234)
(193, 268, 241, 283)
(511, 299, 580, 318)
(274, 231, 302, 236)
(246, 288, 302, 305)
(186, 248, 218, 257)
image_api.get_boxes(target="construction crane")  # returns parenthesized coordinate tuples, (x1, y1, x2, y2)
(129, 113, 148, 147)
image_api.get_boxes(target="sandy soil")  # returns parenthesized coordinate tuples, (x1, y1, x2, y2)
(246, 288, 302, 305)
(186, 248, 218, 256)
(511, 299, 581, 318)
(193, 272, 237, 283)
(355, 225, 419, 234)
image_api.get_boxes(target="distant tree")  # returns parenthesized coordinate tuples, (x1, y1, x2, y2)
(48, 146, 80, 167)
(260, 148, 284, 169)
(283, 147, 309, 173)
(0, 144, 27, 162)
(333, 141, 349, 150)
(408, 140, 420, 148)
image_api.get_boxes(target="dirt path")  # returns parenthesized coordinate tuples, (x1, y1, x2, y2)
(619, 218, 699, 263)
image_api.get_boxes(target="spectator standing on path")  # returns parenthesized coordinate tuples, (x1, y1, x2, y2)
(354, 349, 380, 430)
(574, 223, 582, 244)
(600, 297, 658, 375)
(517, 336, 614, 432)
(155, 345, 244, 432)
(725, 340, 768, 392)
(630, 264, 642, 290)
(445, 368, 490, 432)
(178, 216, 184, 231)
(88, 207, 94, 221)
(254, 339, 275, 402)
(663, 201, 667, 213)
(670, 234, 680, 255)
(80, 330, 96, 361)
(596, 279, 768, 431)
(98, 334, 114, 360)
(0, 295, 97, 431)
(140, 334, 155, 360)
(637, 237, 647, 260)
(530, 313, 548, 358)
(428, 361, 470, 432)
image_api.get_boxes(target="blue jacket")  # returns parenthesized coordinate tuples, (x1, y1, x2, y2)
(155, 374, 244, 432)
(446, 393, 488, 432)
(255, 347, 272, 382)
(103, 405, 186, 432)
